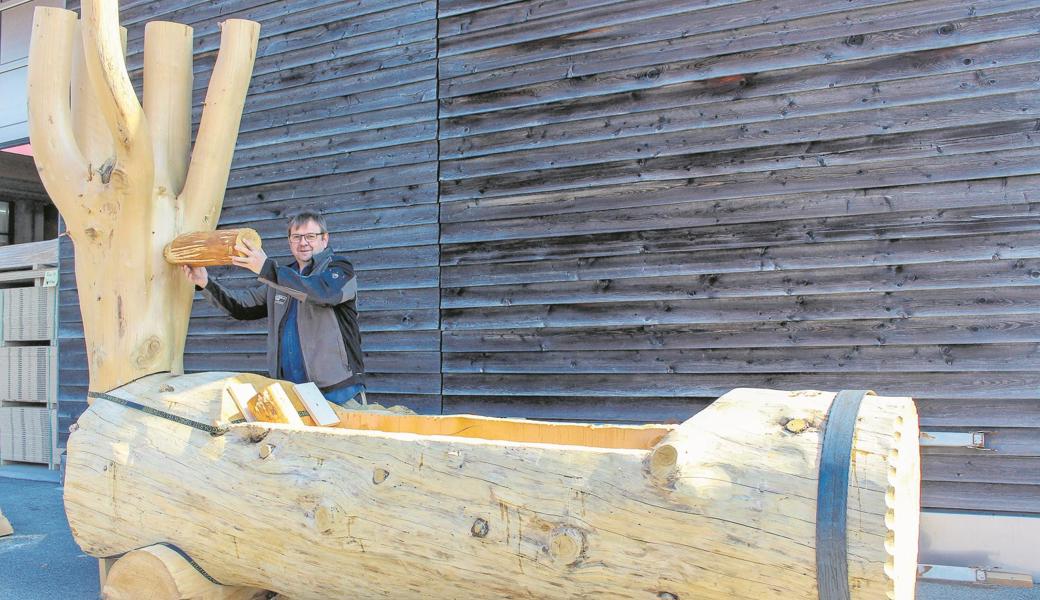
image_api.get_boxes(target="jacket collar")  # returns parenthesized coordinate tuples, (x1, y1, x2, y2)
(291, 247, 334, 273)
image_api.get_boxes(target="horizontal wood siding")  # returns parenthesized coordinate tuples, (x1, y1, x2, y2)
(438, 0, 1040, 514)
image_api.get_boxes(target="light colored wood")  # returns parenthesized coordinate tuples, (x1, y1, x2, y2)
(164, 229, 262, 267)
(0, 507, 12, 537)
(226, 383, 257, 422)
(98, 557, 117, 594)
(27, 4, 260, 394)
(252, 383, 303, 426)
(292, 383, 340, 427)
(101, 544, 267, 600)
(65, 374, 920, 600)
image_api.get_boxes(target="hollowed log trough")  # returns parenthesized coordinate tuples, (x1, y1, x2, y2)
(65, 372, 919, 600)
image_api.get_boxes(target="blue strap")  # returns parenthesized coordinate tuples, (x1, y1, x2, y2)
(816, 389, 872, 600)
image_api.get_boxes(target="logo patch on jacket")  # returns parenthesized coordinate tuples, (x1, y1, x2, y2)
(275, 294, 287, 305)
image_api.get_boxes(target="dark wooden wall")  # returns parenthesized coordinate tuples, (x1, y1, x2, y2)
(435, 0, 1040, 514)
(57, 0, 1040, 515)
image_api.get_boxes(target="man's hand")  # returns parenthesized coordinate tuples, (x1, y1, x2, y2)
(232, 237, 268, 275)
(182, 265, 208, 288)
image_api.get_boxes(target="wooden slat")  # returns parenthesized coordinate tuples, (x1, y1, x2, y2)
(442, 259, 1040, 308)
(922, 482, 1040, 513)
(440, 31, 1038, 117)
(442, 286, 1040, 330)
(441, 315, 1040, 352)
(443, 343, 1040, 374)
(440, 0, 1025, 89)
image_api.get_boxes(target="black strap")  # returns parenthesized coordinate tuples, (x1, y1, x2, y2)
(88, 391, 229, 437)
(101, 543, 222, 585)
(816, 389, 872, 600)
(158, 543, 222, 585)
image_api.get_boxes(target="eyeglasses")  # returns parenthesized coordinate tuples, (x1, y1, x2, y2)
(289, 232, 325, 244)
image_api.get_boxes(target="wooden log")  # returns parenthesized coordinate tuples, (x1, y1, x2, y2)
(101, 544, 268, 600)
(64, 372, 920, 600)
(0, 507, 12, 537)
(164, 229, 262, 267)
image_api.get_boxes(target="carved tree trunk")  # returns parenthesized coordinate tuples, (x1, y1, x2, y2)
(64, 375, 920, 600)
(27, 1, 259, 393)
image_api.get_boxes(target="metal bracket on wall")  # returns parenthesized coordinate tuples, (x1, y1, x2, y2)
(919, 431, 988, 450)
(917, 564, 1034, 588)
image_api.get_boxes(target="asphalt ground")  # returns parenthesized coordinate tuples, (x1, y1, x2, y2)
(0, 472, 1037, 600)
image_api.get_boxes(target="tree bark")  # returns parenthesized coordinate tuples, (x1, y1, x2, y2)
(65, 374, 919, 600)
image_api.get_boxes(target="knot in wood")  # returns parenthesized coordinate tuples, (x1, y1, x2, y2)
(259, 443, 275, 460)
(372, 468, 389, 484)
(784, 418, 809, 434)
(547, 526, 586, 566)
(470, 518, 489, 538)
(657, 593, 679, 600)
(246, 425, 269, 443)
(648, 443, 678, 481)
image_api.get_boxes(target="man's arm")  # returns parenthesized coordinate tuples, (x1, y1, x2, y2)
(257, 259, 357, 306)
(184, 265, 268, 320)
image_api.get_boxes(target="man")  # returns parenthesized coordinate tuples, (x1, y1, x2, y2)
(182, 211, 366, 405)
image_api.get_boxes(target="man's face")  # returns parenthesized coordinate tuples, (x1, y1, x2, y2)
(288, 219, 329, 265)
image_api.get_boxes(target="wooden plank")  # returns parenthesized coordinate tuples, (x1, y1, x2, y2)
(235, 81, 436, 138)
(441, 7, 1040, 99)
(225, 163, 436, 204)
(229, 141, 438, 188)
(237, 102, 435, 151)
(441, 95, 1040, 181)
(441, 133, 1040, 207)
(441, 171, 1040, 230)
(440, 0, 1022, 89)
(441, 372, 1040, 400)
(441, 315, 1040, 352)
(443, 286, 1040, 330)
(920, 455, 1039, 485)
(220, 184, 438, 223)
(440, 62, 1040, 157)
(922, 482, 1040, 513)
(438, 0, 519, 19)
(443, 343, 1040, 374)
(440, 0, 918, 72)
(227, 58, 436, 118)
(917, 399, 1040, 428)
(442, 231, 1040, 287)
(439, 32, 1038, 117)
(442, 259, 1040, 308)
(441, 198, 1040, 265)
(234, 121, 438, 169)
(440, 0, 632, 38)
(440, 0, 754, 58)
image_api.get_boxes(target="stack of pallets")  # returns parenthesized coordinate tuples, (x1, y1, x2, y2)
(0, 239, 58, 469)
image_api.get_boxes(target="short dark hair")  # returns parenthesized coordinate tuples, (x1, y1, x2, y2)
(286, 210, 328, 235)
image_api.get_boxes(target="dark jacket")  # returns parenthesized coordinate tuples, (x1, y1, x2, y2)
(201, 247, 364, 390)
